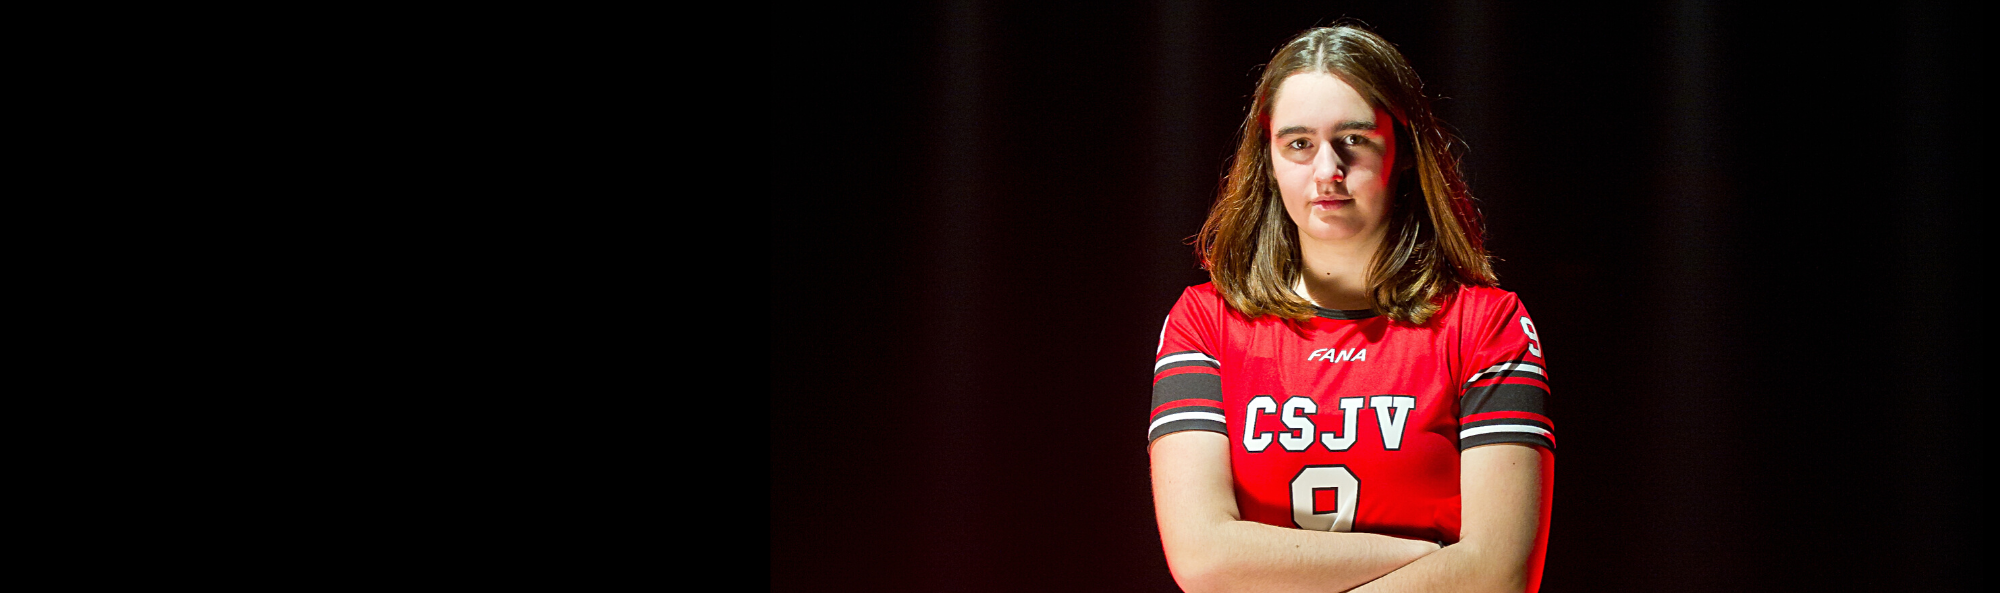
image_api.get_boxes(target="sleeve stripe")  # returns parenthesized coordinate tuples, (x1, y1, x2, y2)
(1461, 411, 1554, 428)
(1461, 424, 1554, 439)
(1464, 361, 1546, 387)
(1466, 376, 1549, 391)
(1148, 418, 1229, 443)
(1154, 351, 1220, 373)
(1478, 361, 1545, 376)
(1472, 375, 1548, 385)
(1463, 417, 1552, 432)
(1152, 398, 1223, 417)
(1156, 360, 1224, 374)
(1151, 404, 1226, 420)
(1153, 364, 1221, 383)
(1459, 383, 1550, 418)
(1462, 431, 1556, 450)
(1152, 372, 1223, 409)
(1149, 411, 1225, 433)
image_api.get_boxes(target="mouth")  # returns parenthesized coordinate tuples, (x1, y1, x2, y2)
(1310, 196, 1351, 210)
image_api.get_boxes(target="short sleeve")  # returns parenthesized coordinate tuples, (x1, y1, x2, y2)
(1456, 294, 1555, 451)
(1148, 287, 1227, 444)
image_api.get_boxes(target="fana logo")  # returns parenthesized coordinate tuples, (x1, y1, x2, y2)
(1307, 348, 1367, 363)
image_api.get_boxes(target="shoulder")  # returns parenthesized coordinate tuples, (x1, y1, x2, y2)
(1447, 284, 1526, 312)
(1170, 282, 1227, 314)
(1162, 283, 1251, 345)
(1431, 284, 1530, 329)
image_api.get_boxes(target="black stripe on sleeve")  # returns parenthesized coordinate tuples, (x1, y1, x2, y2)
(1458, 383, 1549, 418)
(1148, 417, 1228, 444)
(1151, 373, 1223, 410)
(1460, 430, 1554, 451)
(1460, 417, 1552, 433)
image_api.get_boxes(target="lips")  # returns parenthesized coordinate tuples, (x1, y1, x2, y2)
(1311, 196, 1351, 210)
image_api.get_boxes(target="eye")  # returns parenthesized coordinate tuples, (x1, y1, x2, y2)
(1340, 134, 1365, 146)
(1287, 138, 1312, 150)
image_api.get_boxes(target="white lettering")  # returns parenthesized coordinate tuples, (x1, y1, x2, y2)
(1306, 347, 1370, 363)
(1278, 396, 1318, 452)
(1319, 397, 1365, 451)
(1244, 396, 1277, 452)
(1370, 396, 1416, 450)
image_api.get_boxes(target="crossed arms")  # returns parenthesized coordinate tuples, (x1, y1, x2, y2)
(1150, 431, 1549, 593)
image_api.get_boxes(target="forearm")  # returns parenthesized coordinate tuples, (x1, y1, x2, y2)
(1346, 541, 1521, 593)
(1168, 517, 1436, 593)
(1349, 444, 1548, 593)
(1154, 432, 1436, 592)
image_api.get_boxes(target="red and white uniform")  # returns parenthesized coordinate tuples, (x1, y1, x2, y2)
(1148, 283, 1553, 544)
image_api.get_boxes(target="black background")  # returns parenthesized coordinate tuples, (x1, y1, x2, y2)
(769, 1, 1981, 590)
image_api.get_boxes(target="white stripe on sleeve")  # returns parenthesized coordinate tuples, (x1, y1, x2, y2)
(1155, 352, 1220, 373)
(1150, 411, 1226, 433)
(1472, 361, 1545, 381)
(1459, 424, 1554, 439)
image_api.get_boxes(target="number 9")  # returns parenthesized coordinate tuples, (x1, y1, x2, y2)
(1291, 465, 1358, 532)
(1519, 316, 1542, 357)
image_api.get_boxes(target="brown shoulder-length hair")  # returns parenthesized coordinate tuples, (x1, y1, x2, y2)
(1194, 24, 1495, 325)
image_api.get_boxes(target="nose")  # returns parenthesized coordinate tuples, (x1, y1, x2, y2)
(1312, 143, 1345, 188)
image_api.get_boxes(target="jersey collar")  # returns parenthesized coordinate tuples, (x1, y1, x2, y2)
(1313, 306, 1378, 320)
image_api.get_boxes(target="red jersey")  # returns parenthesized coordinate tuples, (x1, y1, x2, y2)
(1148, 283, 1553, 543)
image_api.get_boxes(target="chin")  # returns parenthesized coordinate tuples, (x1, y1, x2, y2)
(1303, 224, 1366, 244)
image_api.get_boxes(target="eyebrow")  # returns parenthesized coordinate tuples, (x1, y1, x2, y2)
(1274, 121, 1379, 136)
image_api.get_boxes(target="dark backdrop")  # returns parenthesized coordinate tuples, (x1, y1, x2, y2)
(769, 1, 1981, 590)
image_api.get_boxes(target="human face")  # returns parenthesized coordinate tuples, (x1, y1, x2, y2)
(1268, 72, 1397, 251)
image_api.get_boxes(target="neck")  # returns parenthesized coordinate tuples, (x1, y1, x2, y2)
(1296, 233, 1383, 311)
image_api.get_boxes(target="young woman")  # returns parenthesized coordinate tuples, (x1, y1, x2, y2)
(1148, 25, 1555, 593)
